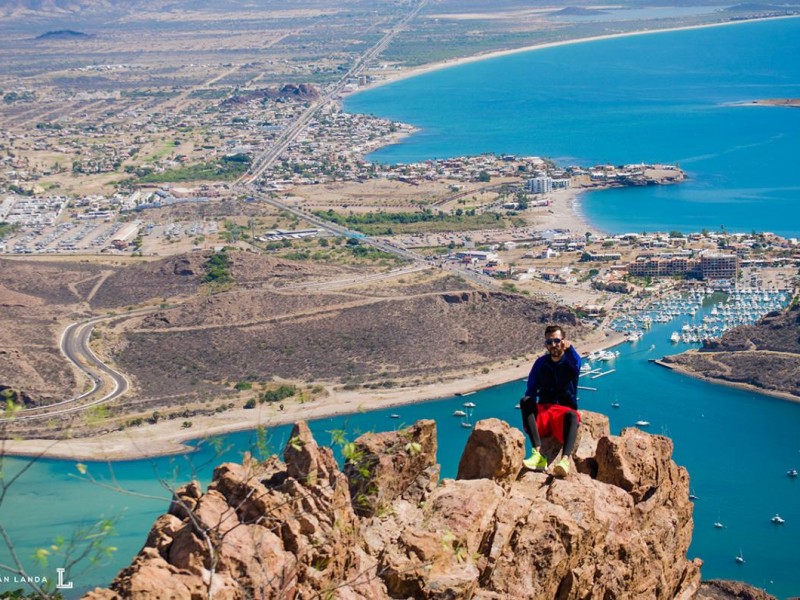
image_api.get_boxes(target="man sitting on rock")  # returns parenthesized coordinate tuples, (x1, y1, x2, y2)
(520, 324, 581, 477)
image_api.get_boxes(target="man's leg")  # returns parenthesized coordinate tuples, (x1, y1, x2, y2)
(521, 398, 547, 469)
(520, 396, 541, 447)
(553, 410, 579, 478)
(561, 410, 579, 456)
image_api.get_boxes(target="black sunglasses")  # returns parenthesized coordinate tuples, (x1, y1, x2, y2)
(545, 338, 563, 345)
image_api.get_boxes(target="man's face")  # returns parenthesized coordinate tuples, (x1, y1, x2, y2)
(545, 330, 565, 360)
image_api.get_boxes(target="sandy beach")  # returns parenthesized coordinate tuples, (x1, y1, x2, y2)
(3, 327, 623, 461)
(358, 15, 800, 94)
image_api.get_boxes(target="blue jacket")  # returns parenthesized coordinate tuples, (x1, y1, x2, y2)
(525, 345, 581, 410)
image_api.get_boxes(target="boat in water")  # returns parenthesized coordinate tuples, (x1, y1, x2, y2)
(463, 401, 476, 408)
(771, 514, 785, 525)
(453, 410, 467, 417)
(788, 469, 798, 478)
(635, 420, 651, 427)
(714, 522, 724, 529)
(461, 421, 473, 429)
(735, 550, 745, 564)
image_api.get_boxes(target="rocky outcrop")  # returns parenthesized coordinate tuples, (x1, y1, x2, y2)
(85, 412, 703, 599)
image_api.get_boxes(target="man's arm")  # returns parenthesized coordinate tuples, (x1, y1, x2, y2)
(564, 343, 581, 373)
(525, 360, 539, 399)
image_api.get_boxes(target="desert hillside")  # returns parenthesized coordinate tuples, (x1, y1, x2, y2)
(663, 300, 800, 399)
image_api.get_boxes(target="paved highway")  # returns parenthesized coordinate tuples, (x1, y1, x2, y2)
(1, 315, 131, 422)
(240, 0, 429, 186)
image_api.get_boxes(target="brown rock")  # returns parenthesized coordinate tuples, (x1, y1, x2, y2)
(88, 415, 740, 600)
(344, 419, 438, 516)
(283, 420, 338, 487)
(456, 417, 525, 482)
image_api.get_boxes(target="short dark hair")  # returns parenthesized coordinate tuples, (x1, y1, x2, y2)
(544, 325, 564, 338)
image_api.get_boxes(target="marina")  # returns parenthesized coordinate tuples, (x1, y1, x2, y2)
(609, 286, 792, 347)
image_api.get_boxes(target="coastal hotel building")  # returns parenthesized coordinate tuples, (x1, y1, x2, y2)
(627, 252, 739, 280)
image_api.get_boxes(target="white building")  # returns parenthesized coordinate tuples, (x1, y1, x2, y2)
(525, 176, 552, 194)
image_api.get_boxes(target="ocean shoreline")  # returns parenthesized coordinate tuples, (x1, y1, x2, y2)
(2, 331, 625, 462)
(354, 14, 800, 95)
(6, 15, 797, 463)
(343, 16, 798, 238)
(655, 356, 800, 404)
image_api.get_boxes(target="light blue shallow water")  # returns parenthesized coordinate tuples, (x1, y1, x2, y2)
(345, 18, 800, 238)
(3, 18, 800, 599)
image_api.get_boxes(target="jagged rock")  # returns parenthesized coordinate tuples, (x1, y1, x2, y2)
(573, 410, 610, 476)
(343, 419, 438, 517)
(456, 417, 524, 482)
(284, 420, 339, 487)
(87, 414, 720, 600)
(595, 427, 686, 503)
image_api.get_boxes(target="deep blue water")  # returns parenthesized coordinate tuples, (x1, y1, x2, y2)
(2, 18, 800, 600)
(345, 18, 800, 238)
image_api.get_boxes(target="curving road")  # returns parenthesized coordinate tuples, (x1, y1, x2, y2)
(2, 315, 132, 422)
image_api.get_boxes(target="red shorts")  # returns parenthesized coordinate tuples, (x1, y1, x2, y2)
(536, 404, 580, 444)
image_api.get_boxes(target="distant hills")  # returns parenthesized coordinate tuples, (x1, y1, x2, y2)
(725, 2, 800, 11)
(0, 0, 260, 19)
(35, 29, 89, 40)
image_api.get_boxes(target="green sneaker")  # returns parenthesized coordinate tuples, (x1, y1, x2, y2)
(553, 457, 571, 478)
(523, 449, 548, 470)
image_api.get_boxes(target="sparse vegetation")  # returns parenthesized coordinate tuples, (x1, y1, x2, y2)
(201, 250, 233, 284)
(130, 154, 250, 184)
(315, 208, 514, 235)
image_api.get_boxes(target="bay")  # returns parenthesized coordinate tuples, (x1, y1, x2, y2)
(2, 18, 800, 600)
(344, 18, 800, 238)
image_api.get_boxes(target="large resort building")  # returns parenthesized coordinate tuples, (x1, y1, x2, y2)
(627, 252, 739, 280)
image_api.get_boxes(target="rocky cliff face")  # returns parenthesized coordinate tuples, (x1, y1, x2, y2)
(86, 413, 706, 599)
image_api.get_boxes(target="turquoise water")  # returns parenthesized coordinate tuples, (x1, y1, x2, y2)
(2, 316, 799, 597)
(345, 18, 800, 238)
(3, 18, 800, 599)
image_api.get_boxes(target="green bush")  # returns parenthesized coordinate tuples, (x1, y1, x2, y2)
(261, 384, 297, 404)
